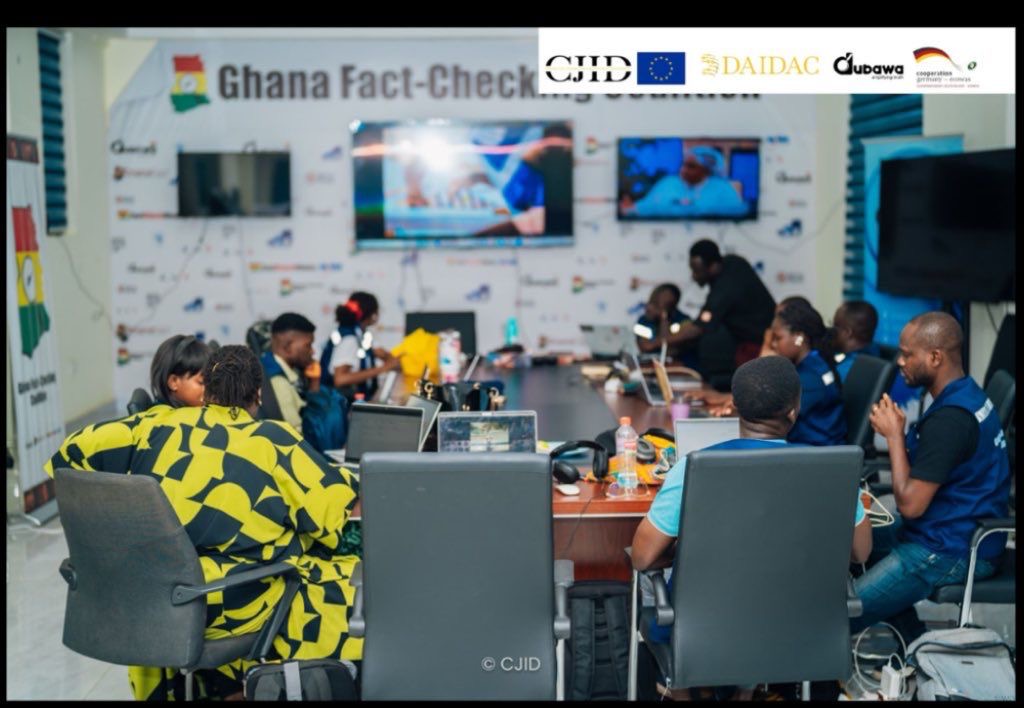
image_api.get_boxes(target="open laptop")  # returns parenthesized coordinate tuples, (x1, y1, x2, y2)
(404, 394, 443, 451)
(372, 370, 399, 404)
(437, 411, 538, 453)
(673, 417, 741, 458)
(580, 324, 638, 361)
(324, 403, 423, 468)
(624, 352, 670, 406)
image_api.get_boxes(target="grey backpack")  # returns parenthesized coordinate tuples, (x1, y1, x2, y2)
(907, 627, 1015, 701)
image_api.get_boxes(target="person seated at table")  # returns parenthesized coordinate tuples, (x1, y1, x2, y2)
(149, 334, 213, 408)
(635, 283, 699, 369)
(832, 300, 882, 382)
(631, 355, 872, 699)
(45, 345, 363, 700)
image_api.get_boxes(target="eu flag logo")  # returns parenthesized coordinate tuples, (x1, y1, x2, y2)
(637, 52, 686, 85)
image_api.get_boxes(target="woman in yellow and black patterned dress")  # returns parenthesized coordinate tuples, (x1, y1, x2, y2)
(46, 345, 362, 700)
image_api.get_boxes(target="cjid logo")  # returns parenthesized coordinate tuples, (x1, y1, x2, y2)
(481, 657, 542, 673)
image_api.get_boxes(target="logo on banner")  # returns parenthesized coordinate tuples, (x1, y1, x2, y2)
(465, 284, 491, 302)
(322, 146, 344, 160)
(268, 229, 293, 247)
(833, 53, 904, 79)
(544, 55, 632, 83)
(913, 47, 978, 88)
(776, 271, 805, 284)
(777, 219, 802, 237)
(521, 275, 559, 287)
(171, 55, 211, 113)
(571, 275, 614, 293)
(113, 165, 171, 181)
(629, 276, 658, 292)
(12, 207, 51, 356)
(913, 47, 963, 71)
(701, 54, 819, 76)
(585, 136, 612, 155)
(776, 171, 812, 184)
(110, 139, 157, 155)
(183, 297, 204, 312)
(204, 268, 232, 279)
(636, 53, 685, 85)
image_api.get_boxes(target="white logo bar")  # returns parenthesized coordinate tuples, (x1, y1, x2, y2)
(538, 27, 1015, 94)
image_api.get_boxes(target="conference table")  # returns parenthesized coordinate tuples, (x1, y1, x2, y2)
(350, 363, 691, 581)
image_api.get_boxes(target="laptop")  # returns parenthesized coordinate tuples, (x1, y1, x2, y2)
(372, 369, 399, 404)
(324, 402, 423, 468)
(437, 411, 539, 453)
(673, 417, 742, 458)
(580, 324, 638, 361)
(624, 352, 669, 406)
(651, 359, 703, 396)
(404, 394, 443, 451)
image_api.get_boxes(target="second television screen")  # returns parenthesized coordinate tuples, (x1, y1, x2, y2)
(618, 138, 760, 221)
(353, 120, 573, 249)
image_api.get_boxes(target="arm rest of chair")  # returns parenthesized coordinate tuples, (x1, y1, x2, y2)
(860, 458, 890, 484)
(247, 575, 302, 661)
(642, 569, 674, 627)
(553, 559, 574, 641)
(971, 518, 1016, 549)
(349, 561, 365, 638)
(171, 561, 296, 606)
(59, 558, 77, 590)
(847, 576, 863, 619)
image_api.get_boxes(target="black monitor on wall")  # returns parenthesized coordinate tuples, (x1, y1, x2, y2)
(405, 311, 477, 357)
(877, 149, 1015, 303)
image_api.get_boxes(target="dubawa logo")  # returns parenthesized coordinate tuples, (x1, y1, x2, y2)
(833, 53, 904, 79)
(171, 55, 211, 113)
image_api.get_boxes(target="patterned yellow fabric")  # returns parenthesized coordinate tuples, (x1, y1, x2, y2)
(45, 404, 362, 700)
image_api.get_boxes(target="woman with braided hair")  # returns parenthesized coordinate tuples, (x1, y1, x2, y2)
(46, 345, 362, 700)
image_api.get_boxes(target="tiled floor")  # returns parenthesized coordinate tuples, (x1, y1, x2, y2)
(7, 517, 1015, 700)
(6, 518, 133, 701)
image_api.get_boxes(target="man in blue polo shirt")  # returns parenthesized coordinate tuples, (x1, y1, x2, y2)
(852, 312, 1011, 640)
(832, 300, 883, 382)
(631, 356, 872, 698)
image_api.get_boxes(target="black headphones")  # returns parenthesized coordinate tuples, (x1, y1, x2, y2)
(549, 440, 610, 484)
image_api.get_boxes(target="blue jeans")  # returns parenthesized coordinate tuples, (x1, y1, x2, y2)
(851, 516, 998, 638)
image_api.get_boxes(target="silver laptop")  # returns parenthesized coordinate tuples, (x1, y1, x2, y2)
(580, 324, 639, 360)
(623, 352, 669, 406)
(673, 417, 741, 458)
(404, 394, 443, 451)
(437, 411, 538, 453)
(325, 402, 423, 467)
(372, 370, 399, 404)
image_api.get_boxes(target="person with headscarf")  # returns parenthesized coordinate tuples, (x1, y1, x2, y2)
(621, 144, 748, 218)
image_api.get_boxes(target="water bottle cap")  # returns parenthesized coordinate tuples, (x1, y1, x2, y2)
(619, 416, 631, 426)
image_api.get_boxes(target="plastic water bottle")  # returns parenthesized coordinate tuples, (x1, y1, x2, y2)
(439, 329, 462, 383)
(505, 317, 519, 346)
(615, 416, 639, 496)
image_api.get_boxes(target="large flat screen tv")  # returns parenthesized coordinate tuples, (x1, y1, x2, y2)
(352, 120, 574, 250)
(177, 152, 291, 217)
(617, 137, 760, 221)
(878, 149, 1015, 303)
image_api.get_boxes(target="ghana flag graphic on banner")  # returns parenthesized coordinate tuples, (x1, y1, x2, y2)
(171, 55, 210, 113)
(12, 206, 50, 356)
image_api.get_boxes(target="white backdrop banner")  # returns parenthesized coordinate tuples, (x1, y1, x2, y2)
(108, 39, 820, 409)
(6, 135, 65, 512)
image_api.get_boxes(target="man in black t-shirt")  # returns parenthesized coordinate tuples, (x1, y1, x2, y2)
(654, 240, 775, 389)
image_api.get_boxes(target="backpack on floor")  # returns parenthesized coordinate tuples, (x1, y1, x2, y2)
(907, 626, 1015, 701)
(565, 580, 631, 701)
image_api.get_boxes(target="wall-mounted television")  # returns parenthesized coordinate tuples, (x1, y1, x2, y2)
(878, 148, 1015, 303)
(617, 137, 760, 221)
(352, 120, 574, 250)
(177, 152, 291, 217)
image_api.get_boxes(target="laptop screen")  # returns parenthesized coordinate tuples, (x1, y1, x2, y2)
(437, 411, 538, 453)
(403, 395, 443, 450)
(673, 418, 741, 458)
(345, 403, 424, 463)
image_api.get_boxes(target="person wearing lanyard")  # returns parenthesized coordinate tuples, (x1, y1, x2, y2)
(768, 300, 847, 446)
(320, 291, 400, 403)
(852, 312, 1011, 642)
(651, 239, 775, 390)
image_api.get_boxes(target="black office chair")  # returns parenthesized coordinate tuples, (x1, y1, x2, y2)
(983, 314, 1015, 389)
(626, 445, 864, 699)
(877, 344, 899, 363)
(986, 370, 1015, 435)
(928, 519, 1016, 627)
(843, 355, 898, 455)
(127, 388, 155, 415)
(55, 469, 299, 700)
(352, 452, 573, 700)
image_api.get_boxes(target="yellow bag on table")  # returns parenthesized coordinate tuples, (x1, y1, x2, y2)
(586, 432, 676, 486)
(391, 327, 440, 378)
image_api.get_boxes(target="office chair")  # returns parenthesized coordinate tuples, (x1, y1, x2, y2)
(55, 469, 299, 700)
(986, 370, 1015, 437)
(626, 446, 865, 700)
(127, 388, 155, 415)
(351, 452, 573, 700)
(928, 518, 1016, 627)
(843, 355, 897, 455)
